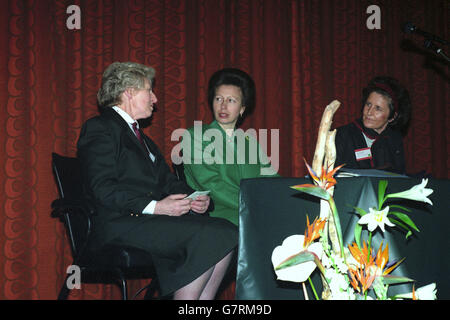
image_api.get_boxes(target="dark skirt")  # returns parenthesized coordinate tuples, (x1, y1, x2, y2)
(106, 214, 238, 296)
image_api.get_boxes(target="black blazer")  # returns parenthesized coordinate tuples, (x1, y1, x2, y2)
(335, 119, 406, 174)
(77, 107, 193, 248)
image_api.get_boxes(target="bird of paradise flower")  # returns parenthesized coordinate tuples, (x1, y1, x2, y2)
(290, 159, 345, 258)
(347, 241, 409, 299)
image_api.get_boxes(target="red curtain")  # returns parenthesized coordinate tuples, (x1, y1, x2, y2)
(0, 0, 448, 299)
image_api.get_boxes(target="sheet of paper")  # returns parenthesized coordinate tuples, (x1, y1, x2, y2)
(184, 190, 210, 199)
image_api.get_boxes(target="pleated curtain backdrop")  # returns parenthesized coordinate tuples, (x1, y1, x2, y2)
(0, 0, 448, 299)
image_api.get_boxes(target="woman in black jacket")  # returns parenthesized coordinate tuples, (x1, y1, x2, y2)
(335, 76, 412, 174)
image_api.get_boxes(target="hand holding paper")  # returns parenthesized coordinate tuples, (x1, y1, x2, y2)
(184, 190, 210, 200)
(187, 191, 211, 214)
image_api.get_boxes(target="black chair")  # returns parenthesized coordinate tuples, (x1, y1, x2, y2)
(51, 152, 158, 300)
(172, 162, 186, 181)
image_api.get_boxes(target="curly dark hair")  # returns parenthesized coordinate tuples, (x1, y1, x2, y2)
(361, 76, 412, 134)
(207, 68, 256, 127)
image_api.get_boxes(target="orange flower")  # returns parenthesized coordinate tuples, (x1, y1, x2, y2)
(303, 215, 327, 247)
(347, 241, 376, 293)
(348, 241, 405, 293)
(303, 159, 345, 190)
(348, 242, 374, 267)
(412, 285, 417, 300)
(374, 242, 405, 276)
(375, 242, 389, 272)
(348, 265, 376, 293)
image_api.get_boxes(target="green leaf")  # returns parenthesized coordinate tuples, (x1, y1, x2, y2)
(353, 206, 368, 217)
(388, 218, 414, 240)
(388, 204, 411, 212)
(275, 250, 325, 275)
(291, 185, 330, 200)
(388, 217, 410, 232)
(275, 250, 315, 271)
(380, 275, 414, 285)
(378, 180, 388, 209)
(389, 211, 420, 232)
(351, 206, 366, 250)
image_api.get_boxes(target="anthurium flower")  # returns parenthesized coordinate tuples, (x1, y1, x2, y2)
(395, 283, 437, 300)
(358, 206, 395, 233)
(271, 234, 323, 283)
(386, 178, 433, 205)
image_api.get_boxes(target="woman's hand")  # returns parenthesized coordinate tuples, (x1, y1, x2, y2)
(154, 194, 191, 216)
(190, 195, 211, 214)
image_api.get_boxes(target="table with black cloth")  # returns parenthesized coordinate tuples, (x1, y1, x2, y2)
(235, 176, 450, 300)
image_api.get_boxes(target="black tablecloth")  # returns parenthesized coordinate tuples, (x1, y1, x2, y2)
(236, 176, 450, 299)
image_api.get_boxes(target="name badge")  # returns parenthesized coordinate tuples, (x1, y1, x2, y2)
(355, 147, 372, 161)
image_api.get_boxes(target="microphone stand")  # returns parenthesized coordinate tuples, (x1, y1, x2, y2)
(424, 39, 450, 63)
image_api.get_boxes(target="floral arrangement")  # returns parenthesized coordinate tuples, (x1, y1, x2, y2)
(271, 161, 437, 300)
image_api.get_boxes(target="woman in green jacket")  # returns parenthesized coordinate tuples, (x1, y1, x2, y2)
(183, 68, 279, 226)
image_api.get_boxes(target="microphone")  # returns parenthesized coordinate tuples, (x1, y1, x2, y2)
(402, 22, 450, 45)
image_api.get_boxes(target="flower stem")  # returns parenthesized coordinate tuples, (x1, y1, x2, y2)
(328, 197, 345, 261)
(308, 277, 320, 300)
(367, 232, 373, 263)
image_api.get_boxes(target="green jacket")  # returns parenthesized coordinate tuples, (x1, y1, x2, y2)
(183, 120, 279, 225)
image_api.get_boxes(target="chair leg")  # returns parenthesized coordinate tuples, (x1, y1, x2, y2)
(119, 278, 128, 300)
(143, 279, 159, 300)
(58, 276, 71, 300)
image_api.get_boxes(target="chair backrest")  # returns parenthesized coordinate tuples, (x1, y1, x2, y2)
(172, 162, 186, 181)
(52, 153, 84, 199)
(52, 152, 91, 259)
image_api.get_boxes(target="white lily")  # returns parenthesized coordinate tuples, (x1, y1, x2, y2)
(358, 206, 395, 233)
(271, 234, 323, 283)
(395, 283, 437, 300)
(386, 178, 433, 205)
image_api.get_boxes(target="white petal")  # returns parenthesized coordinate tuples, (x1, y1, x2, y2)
(367, 219, 378, 232)
(358, 214, 370, 225)
(384, 216, 395, 227)
(416, 283, 437, 300)
(271, 235, 305, 265)
(271, 235, 322, 283)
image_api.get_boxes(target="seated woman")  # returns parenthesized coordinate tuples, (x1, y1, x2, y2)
(334, 76, 412, 174)
(183, 68, 279, 226)
(77, 61, 237, 299)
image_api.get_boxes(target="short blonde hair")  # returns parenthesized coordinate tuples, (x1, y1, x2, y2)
(97, 62, 156, 108)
